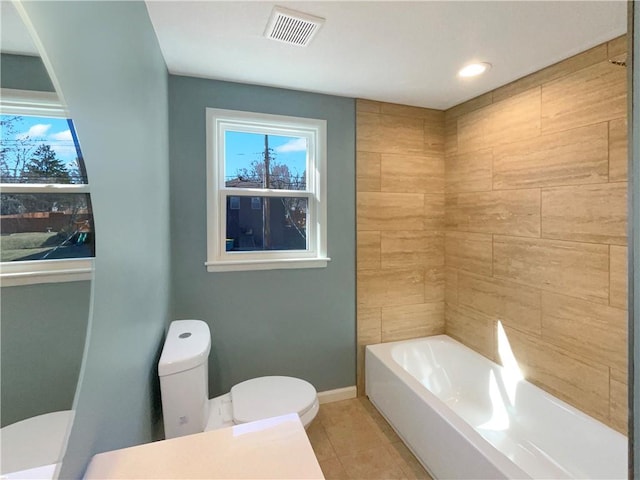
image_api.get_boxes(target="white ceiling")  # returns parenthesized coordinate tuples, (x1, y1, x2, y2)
(2, 2, 627, 110)
(145, 1, 627, 110)
(0, 1, 38, 56)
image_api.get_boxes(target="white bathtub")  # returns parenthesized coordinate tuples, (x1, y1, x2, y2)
(365, 335, 627, 479)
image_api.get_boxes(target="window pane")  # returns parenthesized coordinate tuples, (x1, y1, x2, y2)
(0, 193, 94, 261)
(0, 115, 87, 184)
(224, 131, 307, 190)
(226, 196, 307, 251)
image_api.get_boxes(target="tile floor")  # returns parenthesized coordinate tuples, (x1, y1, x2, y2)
(307, 397, 433, 480)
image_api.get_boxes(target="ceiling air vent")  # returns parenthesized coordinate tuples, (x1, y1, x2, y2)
(264, 6, 325, 47)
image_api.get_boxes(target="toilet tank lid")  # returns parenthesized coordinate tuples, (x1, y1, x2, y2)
(158, 320, 211, 377)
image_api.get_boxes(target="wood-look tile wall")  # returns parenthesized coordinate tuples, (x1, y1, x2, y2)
(444, 36, 628, 433)
(356, 100, 445, 395)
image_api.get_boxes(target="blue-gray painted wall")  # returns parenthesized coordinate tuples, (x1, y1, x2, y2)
(1, 282, 90, 427)
(0, 53, 54, 92)
(169, 75, 356, 396)
(20, 2, 171, 478)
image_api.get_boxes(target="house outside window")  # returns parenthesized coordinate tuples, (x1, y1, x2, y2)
(205, 108, 328, 271)
(0, 88, 94, 286)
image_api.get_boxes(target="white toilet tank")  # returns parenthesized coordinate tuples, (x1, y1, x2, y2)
(158, 319, 211, 439)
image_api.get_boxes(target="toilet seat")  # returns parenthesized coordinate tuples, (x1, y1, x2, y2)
(231, 376, 318, 425)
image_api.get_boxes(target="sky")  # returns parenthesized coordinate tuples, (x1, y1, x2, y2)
(225, 131, 307, 181)
(1, 114, 81, 171)
(2, 117, 305, 183)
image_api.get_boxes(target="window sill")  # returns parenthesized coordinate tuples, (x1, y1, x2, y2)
(205, 257, 330, 272)
(0, 258, 94, 287)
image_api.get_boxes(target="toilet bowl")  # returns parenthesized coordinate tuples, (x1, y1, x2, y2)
(158, 319, 319, 439)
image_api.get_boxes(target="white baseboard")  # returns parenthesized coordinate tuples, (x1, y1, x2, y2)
(317, 386, 357, 404)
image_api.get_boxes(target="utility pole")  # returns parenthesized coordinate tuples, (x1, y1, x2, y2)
(263, 135, 271, 249)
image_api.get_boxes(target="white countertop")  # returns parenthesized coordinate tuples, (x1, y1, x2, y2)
(84, 413, 324, 479)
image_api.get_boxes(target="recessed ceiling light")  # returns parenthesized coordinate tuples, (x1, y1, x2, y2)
(458, 62, 492, 78)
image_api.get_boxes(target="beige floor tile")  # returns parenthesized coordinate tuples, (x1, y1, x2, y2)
(318, 457, 349, 480)
(339, 445, 409, 480)
(307, 421, 338, 461)
(313, 398, 428, 479)
(318, 399, 370, 427)
(357, 398, 402, 443)
(385, 442, 433, 480)
(324, 416, 388, 456)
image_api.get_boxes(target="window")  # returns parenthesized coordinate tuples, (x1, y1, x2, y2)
(1, 89, 94, 286)
(206, 108, 328, 272)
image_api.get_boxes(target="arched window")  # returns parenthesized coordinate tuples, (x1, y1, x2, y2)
(1, 88, 94, 285)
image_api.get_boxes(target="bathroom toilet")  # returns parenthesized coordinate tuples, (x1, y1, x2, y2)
(158, 319, 319, 439)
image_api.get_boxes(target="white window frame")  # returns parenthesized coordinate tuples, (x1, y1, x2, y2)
(205, 108, 329, 272)
(0, 88, 94, 286)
